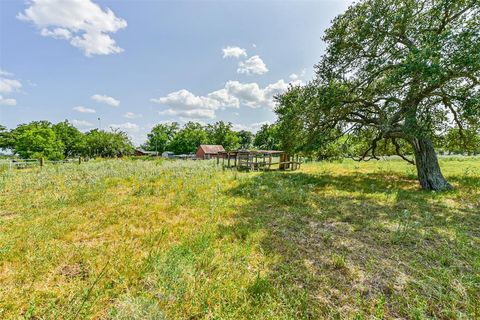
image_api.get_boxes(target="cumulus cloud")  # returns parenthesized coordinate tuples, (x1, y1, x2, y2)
(232, 121, 272, 133)
(152, 89, 220, 119)
(91, 94, 120, 107)
(73, 106, 96, 113)
(0, 71, 22, 106)
(237, 55, 268, 75)
(152, 89, 220, 111)
(0, 95, 17, 106)
(72, 119, 94, 128)
(0, 78, 22, 95)
(225, 79, 302, 109)
(158, 108, 216, 119)
(151, 78, 300, 119)
(17, 0, 127, 56)
(289, 68, 307, 80)
(40, 27, 71, 39)
(0, 70, 13, 77)
(222, 46, 247, 59)
(109, 122, 139, 131)
(124, 112, 142, 119)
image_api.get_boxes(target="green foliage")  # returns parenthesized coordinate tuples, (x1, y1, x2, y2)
(143, 122, 179, 153)
(168, 122, 210, 154)
(440, 128, 480, 155)
(206, 121, 240, 151)
(237, 130, 254, 149)
(276, 0, 479, 190)
(10, 121, 64, 160)
(275, 85, 349, 159)
(0, 125, 14, 150)
(253, 124, 279, 150)
(144, 121, 249, 154)
(83, 129, 134, 158)
(52, 121, 85, 157)
(4, 121, 134, 159)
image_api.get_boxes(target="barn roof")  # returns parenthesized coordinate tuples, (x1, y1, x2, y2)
(135, 148, 158, 155)
(198, 145, 225, 154)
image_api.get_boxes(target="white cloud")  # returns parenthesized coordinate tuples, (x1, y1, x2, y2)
(152, 89, 218, 119)
(0, 78, 22, 94)
(72, 119, 94, 128)
(0, 71, 22, 106)
(225, 79, 301, 109)
(151, 89, 238, 119)
(206, 89, 240, 108)
(224, 81, 264, 108)
(151, 78, 299, 120)
(289, 68, 307, 80)
(91, 94, 120, 107)
(152, 89, 220, 110)
(0, 95, 17, 106)
(222, 46, 247, 59)
(109, 122, 145, 146)
(17, 0, 127, 56)
(232, 121, 272, 133)
(0, 70, 13, 77)
(250, 121, 272, 131)
(109, 122, 139, 131)
(159, 108, 215, 119)
(40, 27, 71, 39)
(124, 112, 142, 119)
(237, 55, 268, 75)
(73, 106, 96, 113)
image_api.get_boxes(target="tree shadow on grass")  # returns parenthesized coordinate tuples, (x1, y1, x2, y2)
(221, 170, 480, 319)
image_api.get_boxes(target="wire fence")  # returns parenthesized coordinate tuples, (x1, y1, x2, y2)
(0, 158, 85, 170)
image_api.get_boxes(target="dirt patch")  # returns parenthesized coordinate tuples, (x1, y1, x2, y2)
(59, 262, 89, 280)
(0, 211, 19, 220)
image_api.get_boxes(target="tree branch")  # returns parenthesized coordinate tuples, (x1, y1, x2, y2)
(392, 138, 415, 165)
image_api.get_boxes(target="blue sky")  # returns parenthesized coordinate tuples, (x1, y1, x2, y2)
(0, 0, 352, 145)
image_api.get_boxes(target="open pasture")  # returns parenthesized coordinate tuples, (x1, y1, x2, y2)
(0, 158, 479, 319)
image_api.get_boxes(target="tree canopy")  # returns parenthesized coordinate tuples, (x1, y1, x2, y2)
(168, 122, 210, 154)
(1, 121, 134, 159)
(206, 121, 240, 151)
(253, 124, 280, 150)
(276, 0, 480, 191)
(12, 121, 64, 160)
(143, 122, 179, 153)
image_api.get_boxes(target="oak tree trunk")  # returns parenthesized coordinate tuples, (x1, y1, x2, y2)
(411, 137, 453, 191)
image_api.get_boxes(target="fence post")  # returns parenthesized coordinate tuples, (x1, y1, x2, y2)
(40, 157, 44, 167)
(79, 157, 82, 164)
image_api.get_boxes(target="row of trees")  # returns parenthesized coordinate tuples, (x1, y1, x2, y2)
(142, 121, 278, 154)
(0, 120, 281, 160)
(0, 121, 134, 160)
(1, 118, 476, 161)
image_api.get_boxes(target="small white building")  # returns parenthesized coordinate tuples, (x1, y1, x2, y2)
(162, 151, 175, 158)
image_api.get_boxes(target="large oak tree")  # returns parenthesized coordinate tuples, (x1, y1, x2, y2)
(277, 0, 479, 190)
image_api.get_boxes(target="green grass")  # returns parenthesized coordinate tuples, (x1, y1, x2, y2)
(0, 157, 479, 319)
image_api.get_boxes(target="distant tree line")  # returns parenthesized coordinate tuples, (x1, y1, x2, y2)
(0, 120, 282, 160)
(0, 121, 134, 160)
(2, 119, 476, 161)
(142, 121, 279, 154)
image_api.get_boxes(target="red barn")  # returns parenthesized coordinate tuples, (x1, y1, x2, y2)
(196, 145, 225, 159)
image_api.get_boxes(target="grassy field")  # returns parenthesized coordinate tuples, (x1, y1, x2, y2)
(0, 157, 479, 319)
